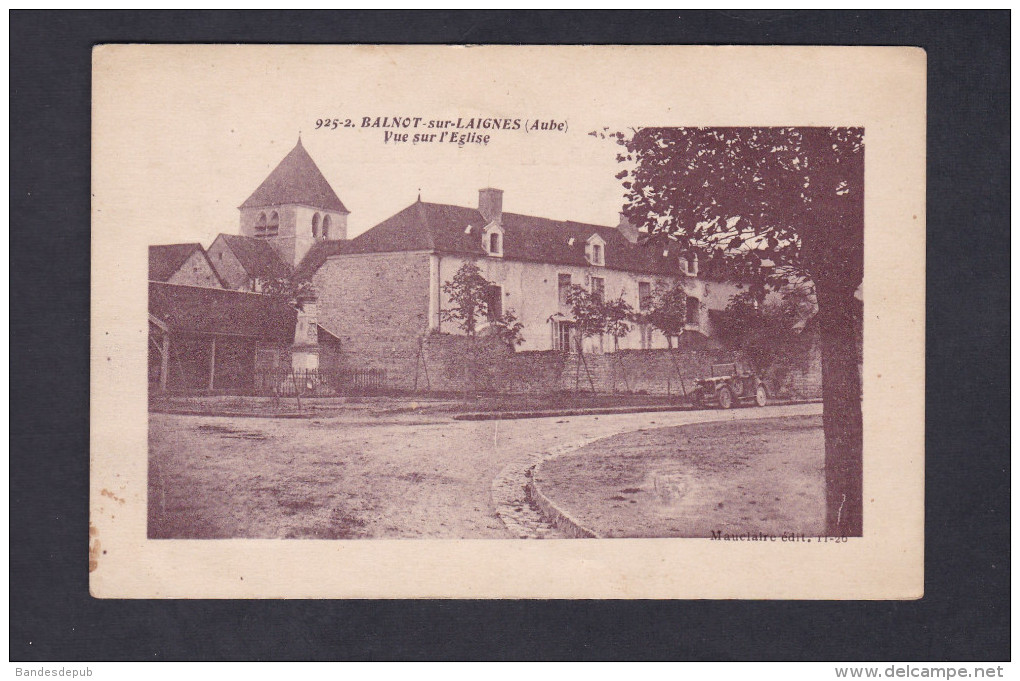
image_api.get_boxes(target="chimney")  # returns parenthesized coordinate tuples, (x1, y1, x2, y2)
(478, 188, 503, 223)
(617, 211, 640, 244)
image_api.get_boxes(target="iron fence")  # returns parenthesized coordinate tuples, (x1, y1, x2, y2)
(253, 368, 387, 396)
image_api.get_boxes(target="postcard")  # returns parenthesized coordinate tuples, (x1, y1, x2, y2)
(91, 45, 925, 598)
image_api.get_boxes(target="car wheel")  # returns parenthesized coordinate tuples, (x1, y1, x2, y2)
(717, 386, 734, 409)
(754, 384, 767, 407)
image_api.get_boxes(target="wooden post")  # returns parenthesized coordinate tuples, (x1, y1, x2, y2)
(160, 332, 169, 392)
(208, 336, 217, 391)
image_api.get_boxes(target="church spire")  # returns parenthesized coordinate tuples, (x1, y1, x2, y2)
(240, 139, 347, 213)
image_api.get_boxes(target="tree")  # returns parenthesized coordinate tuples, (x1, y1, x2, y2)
(440, 262, 492, 336)
(714, 288, 816, 379)
(602, 294, 635, 351)
(490, 309, 525, 351)
(564, 284, 634, 392)
(260, 276, 315, 304)
(613, 126, 864, 536)
(644, 281, 690, 348)
(637, 281, 697, 397)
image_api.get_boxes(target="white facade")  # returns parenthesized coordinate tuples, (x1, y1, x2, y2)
(428, 253, 739, 353)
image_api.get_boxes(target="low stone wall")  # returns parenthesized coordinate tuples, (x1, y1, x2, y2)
(340, 332, 823, 399)
(586, 349, 734, 396)
(765, 343, 823, 399)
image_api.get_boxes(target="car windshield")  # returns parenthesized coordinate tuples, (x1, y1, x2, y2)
(711, 363, 736, 377)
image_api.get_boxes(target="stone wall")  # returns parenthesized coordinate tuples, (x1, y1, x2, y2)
(765, 338, 823, 399)
(402, 334, 823, 398)
(166, 250, 223, 289)
(313, 251, 432, 385)
(411, 335, 571, 393)
(207, 236, 252, 291)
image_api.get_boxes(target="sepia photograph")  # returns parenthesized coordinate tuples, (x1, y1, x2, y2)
(90, 44, 924, 599)
(145, 127, 860, 543)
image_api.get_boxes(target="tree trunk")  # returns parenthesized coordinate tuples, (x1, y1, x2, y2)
(577, 337, 597, 394)
(815, 280, 863, 537)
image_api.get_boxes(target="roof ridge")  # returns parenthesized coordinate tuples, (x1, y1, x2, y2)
(399, 201, 618, 232)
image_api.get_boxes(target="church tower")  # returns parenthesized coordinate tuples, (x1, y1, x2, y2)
(239, 138, 349, 267)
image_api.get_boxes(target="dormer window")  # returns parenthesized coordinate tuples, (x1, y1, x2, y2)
(483, 222, 504, 257)
(585, 233, 606, 266)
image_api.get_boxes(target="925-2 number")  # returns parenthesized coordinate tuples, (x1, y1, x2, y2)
(315, 118, 353, 130)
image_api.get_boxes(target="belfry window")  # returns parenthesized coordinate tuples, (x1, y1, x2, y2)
(266, 211, 279, 237)
(322, 215, 332, 239)
(312, 213, 321, 238)
(255, 213, 267, 238)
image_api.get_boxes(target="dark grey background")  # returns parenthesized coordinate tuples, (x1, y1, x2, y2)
(10, 10, 1009, 661)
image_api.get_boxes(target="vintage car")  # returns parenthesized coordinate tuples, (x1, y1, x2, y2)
(691, 363, 768, 409)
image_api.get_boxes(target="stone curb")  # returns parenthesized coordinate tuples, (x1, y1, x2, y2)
(491, 436, 606, 539)
(456, 398, 821, 422)
(526, 468, 600, 539)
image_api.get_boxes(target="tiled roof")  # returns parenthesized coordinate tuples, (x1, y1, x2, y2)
(342, 200, 684, 276)
(149, 243, 207, 282)
(217, 234, 292, 281)
(149, 282, 339, 342)
(241, 139, 349, 213)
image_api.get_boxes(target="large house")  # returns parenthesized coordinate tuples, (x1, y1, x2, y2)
(309, 189, 742, 361)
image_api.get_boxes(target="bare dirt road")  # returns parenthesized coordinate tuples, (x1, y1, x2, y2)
(535, 414, 825, 538)
(148, 402, 821, 539)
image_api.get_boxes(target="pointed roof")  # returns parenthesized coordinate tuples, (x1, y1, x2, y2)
(241, 139, 348, 213)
